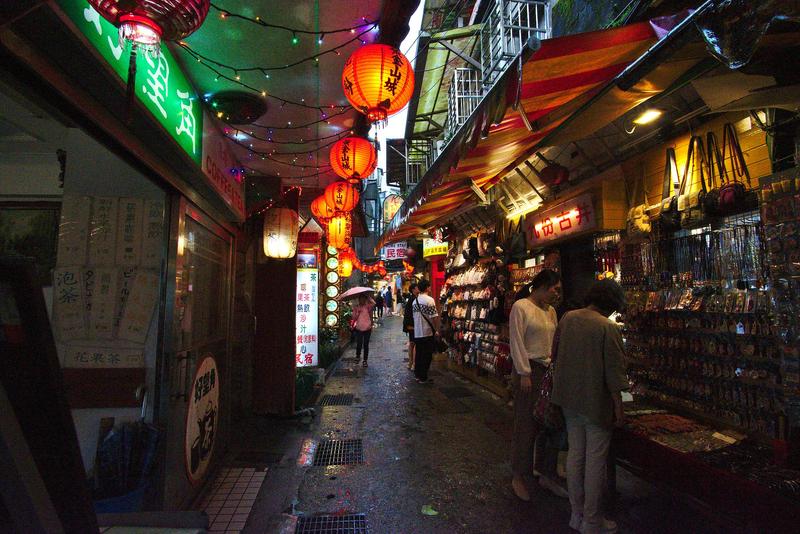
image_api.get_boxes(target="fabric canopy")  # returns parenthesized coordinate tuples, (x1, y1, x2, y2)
(377, 16, 704, 250)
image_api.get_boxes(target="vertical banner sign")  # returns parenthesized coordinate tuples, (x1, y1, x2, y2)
(58, 1, 203, 164)
(524, 193, 596, 246)
(185, 355, 219, 485)
(383, 194, 404, 223)
(295, 268, 319, 367)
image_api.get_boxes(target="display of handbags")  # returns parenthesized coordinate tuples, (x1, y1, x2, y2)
(657, 147, 682, 232)
(626, 163, 652, 240)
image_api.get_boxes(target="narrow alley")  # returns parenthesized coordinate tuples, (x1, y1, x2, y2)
(198, 316, 728, 534)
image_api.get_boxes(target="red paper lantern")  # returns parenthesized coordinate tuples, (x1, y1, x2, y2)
(338, 248, 355, 277)
(326, 214, 351, 250)
(342, 44, 415, 123)
(324, 181, 359, 213)
(88, 0, 210, 53)
(329, 136, 378, 184)
(310, 195, 335, 223)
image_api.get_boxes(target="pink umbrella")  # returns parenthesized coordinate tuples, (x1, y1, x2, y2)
(337, 286, 374, 301)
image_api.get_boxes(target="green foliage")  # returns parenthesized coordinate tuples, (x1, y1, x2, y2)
(295, 367, 317, 407)
(318, 326, 342, 370)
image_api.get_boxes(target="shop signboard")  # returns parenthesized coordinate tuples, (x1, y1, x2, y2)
(296, 268, 319, 367)
(59, 2, 203, 164)
(381, 241, 407, 260)
(383, 194, 404, 223)
(201, 113, 245, 221)
(423, 238, 448, 259)
(524, 193, 596, 246)
(185, 355, 219, 485)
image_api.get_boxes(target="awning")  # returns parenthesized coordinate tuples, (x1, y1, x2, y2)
(378, 13, 708, 250)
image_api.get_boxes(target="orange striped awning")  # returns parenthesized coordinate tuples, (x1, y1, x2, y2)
(378, 19, 696, 249)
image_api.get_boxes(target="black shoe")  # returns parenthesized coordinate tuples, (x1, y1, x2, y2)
(362, 361, 368, 368)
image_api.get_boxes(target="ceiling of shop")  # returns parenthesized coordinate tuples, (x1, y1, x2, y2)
(175, 0, 383, 209)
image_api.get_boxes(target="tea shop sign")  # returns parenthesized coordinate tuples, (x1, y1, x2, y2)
(524, 193, 596, 246)
(59, 1, 203, 164)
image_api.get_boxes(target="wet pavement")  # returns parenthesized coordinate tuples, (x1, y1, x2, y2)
(220, 316, 735, 533)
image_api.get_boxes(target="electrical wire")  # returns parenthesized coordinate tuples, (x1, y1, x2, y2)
(211, 3, 378, 35)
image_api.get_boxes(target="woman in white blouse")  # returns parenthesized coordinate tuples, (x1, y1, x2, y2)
(510, 269, 562, 502)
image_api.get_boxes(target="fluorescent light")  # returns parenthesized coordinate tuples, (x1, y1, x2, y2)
(632, 108, 663, 125)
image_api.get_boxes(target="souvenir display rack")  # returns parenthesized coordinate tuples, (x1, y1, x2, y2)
(441, 262, 513, 381)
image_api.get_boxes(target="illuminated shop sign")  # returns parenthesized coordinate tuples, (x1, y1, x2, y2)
(422, 238, 448, 259)
(296, 268, 319, 367)
(524, 193, 596, 245)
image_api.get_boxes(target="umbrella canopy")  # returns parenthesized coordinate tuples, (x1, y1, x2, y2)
(338, 287, 375, 301)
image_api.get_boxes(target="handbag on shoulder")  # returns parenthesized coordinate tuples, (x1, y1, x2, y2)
(533, 325, 565, 431)
(657, 147, 681, 232)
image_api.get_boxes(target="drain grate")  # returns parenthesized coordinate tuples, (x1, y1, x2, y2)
(439, 386, 474, 399)
(295, 513, 367, 533)
(313, 439, 364, 466)
(334, 368, 360, 377)
(319, 394, 354, 406)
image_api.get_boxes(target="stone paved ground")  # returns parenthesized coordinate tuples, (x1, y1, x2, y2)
(226, 316, 737, 533)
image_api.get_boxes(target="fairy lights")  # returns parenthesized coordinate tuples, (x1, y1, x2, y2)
(210, 3, 378, 37)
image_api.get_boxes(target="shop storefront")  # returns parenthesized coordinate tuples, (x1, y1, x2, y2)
(0, 1, 247, 511)
(378, 7, 800, 526)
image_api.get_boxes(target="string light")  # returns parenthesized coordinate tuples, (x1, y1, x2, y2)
(291, 32, 299, 45)
(179, 24, 376, 74)
(211, 3, 378, 36)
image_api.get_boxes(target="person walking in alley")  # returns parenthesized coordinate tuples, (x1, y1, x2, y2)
(384, 288, 394, 317)
(403, 283, 419, 370)
(412, 279, 440, 383)
(351, 294, 376, 368)
(552, 279, 627, 534)
(509, 269, 562, 502)
(374, 291, 384, 320)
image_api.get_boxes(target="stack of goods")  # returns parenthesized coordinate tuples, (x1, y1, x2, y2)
(626, 413, 744, 453)
(625, 288, 787, 439)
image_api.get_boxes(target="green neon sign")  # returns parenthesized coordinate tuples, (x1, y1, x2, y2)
(59, 2, 203, 164)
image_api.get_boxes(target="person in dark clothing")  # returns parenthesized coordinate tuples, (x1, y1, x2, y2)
(403, 283, 419, 370)
(374, 292, 384, 319)
(412, 279, 440, 383)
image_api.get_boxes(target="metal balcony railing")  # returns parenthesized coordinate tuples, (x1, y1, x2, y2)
(406, 138, 433, 189)
(480, 0, 551, 87)
(444, 68, 483, 141)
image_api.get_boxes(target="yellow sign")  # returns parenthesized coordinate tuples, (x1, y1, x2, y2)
(422, 238, 448, 259)
(383, 194, 404, 223)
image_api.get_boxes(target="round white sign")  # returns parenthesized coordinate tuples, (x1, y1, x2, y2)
(185, 355, 219, 485)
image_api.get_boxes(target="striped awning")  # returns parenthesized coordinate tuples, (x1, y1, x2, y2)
(378, 19, 695, 249)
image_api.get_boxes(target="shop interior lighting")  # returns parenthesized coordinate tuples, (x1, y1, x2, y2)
(505, 202, 542, 220)
(632, 108, 663, 125)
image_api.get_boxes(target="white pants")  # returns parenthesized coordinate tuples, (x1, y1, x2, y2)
(564, 410, 612, 534)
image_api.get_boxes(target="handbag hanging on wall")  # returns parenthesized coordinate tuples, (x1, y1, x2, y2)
(657, 147, 682, 232)
(718, 122, 758, 215)
(626, 163, 651, 240)
(703, 130, 726, 216)
(678, 135, 709, 229)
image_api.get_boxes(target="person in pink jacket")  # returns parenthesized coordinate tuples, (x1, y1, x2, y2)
(351, 294, 375, 367)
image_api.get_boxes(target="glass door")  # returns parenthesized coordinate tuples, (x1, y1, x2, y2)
(162, 198, 233, 509)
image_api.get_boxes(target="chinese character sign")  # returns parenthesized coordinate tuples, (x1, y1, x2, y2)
(423, 238, 448, 259)
(185, 355, 219, 485)
(296, 269, 319, 367)
(524, 193, 596, 246)
(380, 241, 407, 260)
(59, 2, 203, 164)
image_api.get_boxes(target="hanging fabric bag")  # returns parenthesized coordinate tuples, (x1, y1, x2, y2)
(626, 163, 651, 240)
(657, 147, 682, 232)
(679, 135, 709, 229)
(703, 131, 726, 216)
(718, 122, 755, 215)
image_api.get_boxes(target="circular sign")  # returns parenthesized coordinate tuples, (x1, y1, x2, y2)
(326, 257, 339, 270)
(325, 314, 339, 326)
(185, 355, 219, 486)
(327, 245, 338, 256)
(326, 300, 338, 312)
(326, 271, 339, 284)
(326, 285, 339, 298)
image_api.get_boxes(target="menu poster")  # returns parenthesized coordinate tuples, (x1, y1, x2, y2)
(116, 198, 143, 266)
(89, 268, 118, 339)
(115, 266, 138, 330)
(64, 346, 144, 368)
(53, 267, 86, 341)
(88, 197, 118, 266)
(295, 268, 319, 367)
(56, 195, 91, 265)
(141, 199, 165, 269)
(117, 270, 160, 343)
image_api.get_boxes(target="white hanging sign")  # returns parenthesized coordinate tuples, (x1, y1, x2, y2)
(296, 268, 319, 367)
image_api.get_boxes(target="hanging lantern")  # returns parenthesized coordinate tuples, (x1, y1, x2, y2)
(326, 213, 351, 249)
(337, 248, 354, 278)
(329, 136, 378, 184)
(263, 206, 298, 259)
(324, 181, 359, 213)
(341, 44, 415, 123)
(310, 195, 335, 223)
(89, 0, 210, 54)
